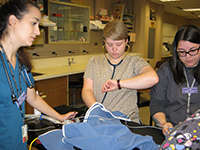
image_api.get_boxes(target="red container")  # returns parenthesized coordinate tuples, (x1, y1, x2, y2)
(52, 13, 62, 17)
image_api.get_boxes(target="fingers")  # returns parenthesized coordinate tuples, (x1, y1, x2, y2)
(62, 111, 78, 120)
(163, 128, 171, 137)
(69, 111, 78, 118)
(101, 81, 110, 92)
(162, 122, 173, 137)
(162, 128, 169, 136)
(101, 80, 117, 92)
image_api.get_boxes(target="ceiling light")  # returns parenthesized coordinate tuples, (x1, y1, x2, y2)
(159, 0, 181, 2)
(182, 8, 200, 12)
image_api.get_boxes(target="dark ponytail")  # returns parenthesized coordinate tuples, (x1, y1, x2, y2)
(0, 0, 39, 71)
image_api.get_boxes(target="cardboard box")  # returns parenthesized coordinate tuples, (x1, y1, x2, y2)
(128, 33, 136, 42)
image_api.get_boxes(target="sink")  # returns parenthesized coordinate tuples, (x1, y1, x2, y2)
(31, 72, 44, 77)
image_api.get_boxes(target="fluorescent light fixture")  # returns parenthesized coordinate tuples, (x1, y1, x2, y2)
(182, 8, 200, 12)
(159, 0, 181, 2)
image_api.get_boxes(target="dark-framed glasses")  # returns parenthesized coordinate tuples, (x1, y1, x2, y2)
(177, 46, 200, 57)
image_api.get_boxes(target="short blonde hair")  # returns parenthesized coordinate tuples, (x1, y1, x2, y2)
(103, 20, 128, 41)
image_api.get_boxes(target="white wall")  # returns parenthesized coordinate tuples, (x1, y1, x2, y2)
(162, 23, 178, 43)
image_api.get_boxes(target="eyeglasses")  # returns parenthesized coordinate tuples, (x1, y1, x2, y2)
(177, 46, 200, 57)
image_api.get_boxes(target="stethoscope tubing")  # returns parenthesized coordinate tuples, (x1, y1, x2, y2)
(101, 57, 124, 104)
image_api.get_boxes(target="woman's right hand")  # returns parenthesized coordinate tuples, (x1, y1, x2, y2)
(161, 122, 173, 136)
(101, 79, 118, 93)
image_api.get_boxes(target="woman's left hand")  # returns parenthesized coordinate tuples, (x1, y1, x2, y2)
(59, 111, 78, 122)
(101, 79, 118, 93)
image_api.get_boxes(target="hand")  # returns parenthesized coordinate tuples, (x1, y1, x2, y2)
(101, 79, 118, 93)
(59, 111, 78, 122)
(161, 122, 173, 136)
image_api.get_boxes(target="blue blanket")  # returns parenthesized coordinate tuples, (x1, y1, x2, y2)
(38, 102, 158, 150)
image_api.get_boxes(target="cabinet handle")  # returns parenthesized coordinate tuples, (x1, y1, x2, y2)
(41, 95, 47, 99)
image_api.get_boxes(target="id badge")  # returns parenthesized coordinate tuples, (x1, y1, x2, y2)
(182, 87, 198, 94)
(22, 124, 28, 143)
(17, 91, 27, 107)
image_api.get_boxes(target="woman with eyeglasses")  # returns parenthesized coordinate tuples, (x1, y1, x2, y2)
(150, 25, 200, 136)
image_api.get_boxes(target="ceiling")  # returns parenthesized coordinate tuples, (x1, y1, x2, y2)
(150, 0, 200, 19)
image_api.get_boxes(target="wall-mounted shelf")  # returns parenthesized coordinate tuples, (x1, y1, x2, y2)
(123, 13, 134, 32)
(48, 0, 90, 44)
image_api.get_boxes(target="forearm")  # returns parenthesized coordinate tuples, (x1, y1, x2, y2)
(153, 112, 167, 126)
(26, 88, 62, 121)
(120, 68, 159, 89)
(153, 112, 173, 136)
(27, 94, 62, 120)
(82, 88, 97, 108)
(150, 96, 168, 124)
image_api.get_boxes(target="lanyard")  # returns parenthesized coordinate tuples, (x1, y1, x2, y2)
(0, 43, 24, 121)
(183, 67, 196, 118)
(101, 58, 123, 104)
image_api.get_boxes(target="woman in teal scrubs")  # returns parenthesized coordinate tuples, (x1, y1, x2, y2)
(0, 0, 77, 149)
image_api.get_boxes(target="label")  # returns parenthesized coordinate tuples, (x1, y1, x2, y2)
(17, 91, 27, 107)
(182, 87, 198, 94)
(22, 124, 28, 143)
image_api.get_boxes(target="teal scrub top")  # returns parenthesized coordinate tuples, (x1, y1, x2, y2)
(0, 51, 34, 150)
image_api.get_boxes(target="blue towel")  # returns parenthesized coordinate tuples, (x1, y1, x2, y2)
(38, 102, 158, 150)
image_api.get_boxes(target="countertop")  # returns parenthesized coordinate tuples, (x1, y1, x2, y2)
(32, 62, 88, 81)
(31, 53, 143, 81)
(161, 54, 172, 57)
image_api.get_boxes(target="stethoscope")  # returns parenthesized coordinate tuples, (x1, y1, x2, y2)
(0, 43, 34, 120)
(20, 65, 35, 89)
(100, 44, 130, 104)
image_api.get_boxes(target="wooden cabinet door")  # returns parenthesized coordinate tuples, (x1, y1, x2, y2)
(25, 76, 68, 114)
(47, 86, 68, 108)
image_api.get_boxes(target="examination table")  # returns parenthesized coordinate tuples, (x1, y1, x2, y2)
(25, 105, 164, 150)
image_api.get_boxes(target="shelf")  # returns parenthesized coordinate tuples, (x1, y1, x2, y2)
(49, 15, 88, 21)
(124, 13, 134, 16)
(123, 21, 134, 24)
(128, 29, 134, 32)
(123, 13, 134, 32)
(48, 1, 90, 44)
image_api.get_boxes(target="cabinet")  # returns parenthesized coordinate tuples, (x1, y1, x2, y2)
(25, 76, 68, 114)
(123, 13, 134, 32)
(68, 73, 83, 105)
(48, 0, 90, 43)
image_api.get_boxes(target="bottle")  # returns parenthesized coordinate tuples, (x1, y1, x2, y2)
(80, 23, 84, 32)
